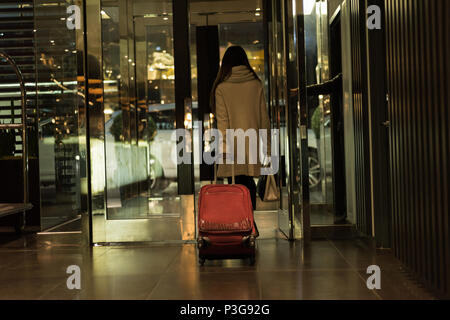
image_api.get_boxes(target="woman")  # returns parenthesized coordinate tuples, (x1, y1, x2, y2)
(210, 45, 271, 214)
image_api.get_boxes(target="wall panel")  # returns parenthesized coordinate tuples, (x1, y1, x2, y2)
(350, 0, 372, 236)
(384, 0, 450, 298)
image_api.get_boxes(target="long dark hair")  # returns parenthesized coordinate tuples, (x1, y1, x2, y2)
(210, 46, 260, 113)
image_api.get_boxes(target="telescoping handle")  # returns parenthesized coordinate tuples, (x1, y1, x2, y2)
(213, 154, 235, 185)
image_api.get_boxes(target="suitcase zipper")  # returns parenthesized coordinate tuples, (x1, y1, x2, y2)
(204, 192, 243, 195)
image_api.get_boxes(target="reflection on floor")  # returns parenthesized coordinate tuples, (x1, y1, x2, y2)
(0, 232, 436, 300)
(310, 205, 335, 225)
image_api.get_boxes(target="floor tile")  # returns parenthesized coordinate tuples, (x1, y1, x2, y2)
(0, 232, 438, 300)
(330, 239, 404, 271)
(259, 270, 378, 300)
(0, 276, 65, 300)
(91, 246, 181, 276)
(356, 268, 435, 300)
(148, 272, 261, 300)
(41, 274, 162, 300)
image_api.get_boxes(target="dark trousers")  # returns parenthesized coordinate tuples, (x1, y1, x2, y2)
(227, 175, 259, 236)
(227, 175, 257, 210)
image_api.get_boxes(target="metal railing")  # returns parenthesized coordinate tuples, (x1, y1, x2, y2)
(0, 52, 29, 225)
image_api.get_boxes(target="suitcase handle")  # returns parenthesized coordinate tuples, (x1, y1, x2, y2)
(213, 155, 235, 184)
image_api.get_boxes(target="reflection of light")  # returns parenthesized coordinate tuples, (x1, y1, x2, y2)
(184, 112, 192, 129)
(304, 0, 315, 15)
(316, 1, 327, 15)
(104, 108, 113, 115)
(101, 10, 111, 19)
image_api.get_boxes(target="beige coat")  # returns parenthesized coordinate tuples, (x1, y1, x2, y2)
(215, 65, 271, 178)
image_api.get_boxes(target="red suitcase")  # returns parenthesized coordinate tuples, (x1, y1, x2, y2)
(197, 180, 257, 266)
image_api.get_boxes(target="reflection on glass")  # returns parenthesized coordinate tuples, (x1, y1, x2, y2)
(218, 22, 265, 86)
(269, 0, 290, 235)
(304, 0, 334, 225)
(34, 0, 85, 229)
(102, 0, 180, 220)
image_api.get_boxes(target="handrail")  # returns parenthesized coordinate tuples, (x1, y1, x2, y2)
(0, 52, 29, 208)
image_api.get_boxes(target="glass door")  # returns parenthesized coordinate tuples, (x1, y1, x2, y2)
(268, 0, 309, 240)
(86, 0, 194, 243)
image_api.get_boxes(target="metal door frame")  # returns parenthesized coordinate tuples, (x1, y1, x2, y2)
(83, 0, 194, 245)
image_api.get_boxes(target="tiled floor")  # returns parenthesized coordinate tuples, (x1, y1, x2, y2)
(0, 231, 436, 300)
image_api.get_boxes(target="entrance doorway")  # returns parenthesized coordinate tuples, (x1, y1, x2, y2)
(189, 1, 279, 239)
(83, 0, 309, 244)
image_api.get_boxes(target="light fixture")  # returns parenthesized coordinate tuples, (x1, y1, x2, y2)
(303, 0, 316, 15)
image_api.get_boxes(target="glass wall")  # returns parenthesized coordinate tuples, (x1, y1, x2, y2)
(35, 0, 87, 230)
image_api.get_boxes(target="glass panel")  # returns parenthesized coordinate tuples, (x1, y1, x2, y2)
(270, 0, 290, 236)
(189, 1, 266, 194)
(304, 0, 334, 225)
(34, 0, 86, 230)
(218, 22, 265, 86)
(101, 0, 180, 220)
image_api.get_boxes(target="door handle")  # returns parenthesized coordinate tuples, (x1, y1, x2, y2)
(382, 120, 391, 127)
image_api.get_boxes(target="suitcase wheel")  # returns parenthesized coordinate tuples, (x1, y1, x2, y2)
(248, 236, 256, 248)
